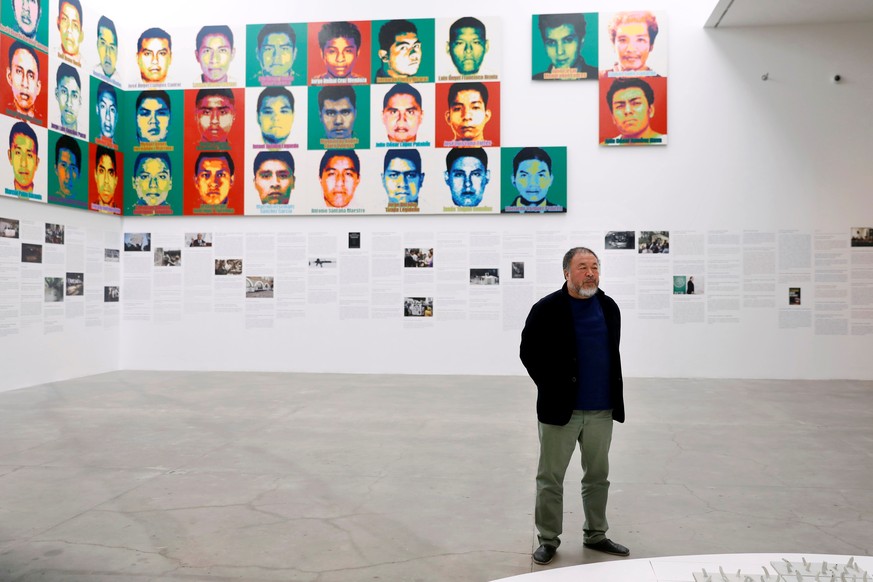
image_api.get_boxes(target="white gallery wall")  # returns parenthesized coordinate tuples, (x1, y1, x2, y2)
(1, 0, 872, 391)
(0, 197, 122, 391)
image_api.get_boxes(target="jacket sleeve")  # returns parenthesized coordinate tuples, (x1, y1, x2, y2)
(520, 301, 549, 387)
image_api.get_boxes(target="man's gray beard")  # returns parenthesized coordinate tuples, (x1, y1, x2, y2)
(572, 283, 598, 298)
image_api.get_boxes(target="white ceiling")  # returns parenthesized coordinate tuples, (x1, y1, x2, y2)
(706, 0, 873, 27)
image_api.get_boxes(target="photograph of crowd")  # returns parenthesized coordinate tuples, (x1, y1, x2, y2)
(404, 296, 433, 317)
(404, 248, 433, 267)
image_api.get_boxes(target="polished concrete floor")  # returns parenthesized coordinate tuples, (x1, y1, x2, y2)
(0, 372, 871, 581)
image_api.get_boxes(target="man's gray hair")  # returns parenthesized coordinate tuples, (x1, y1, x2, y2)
(562, 247, 600, 272)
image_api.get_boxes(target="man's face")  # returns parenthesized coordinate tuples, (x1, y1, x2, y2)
(382, 32, 421, 77)
(97, 26, 118, 77)
(57, 2, 83, 57)
(319, 155, 359, 208)
(254, 159, 294, 204)
(382, 93, 422, 143)
(55, 147, 78, 196)
(321, 36, 358, 78)
(512, 159, 553, 204)
(610, 87, 653, 138)
(382, 157, 423, 204)
(257, 95, 293, 144)
(136, 97, 170, 142)
(133, 157, 171, 206)
(565, 252, 600, 299)
(55, 75, 80, 129)
(448, 27, 487, 75)
(7, 49, 41, 114)
(137, 37, 172, 83)
(446, 89, 490, 141)
(96, 91, 117, 139)
(195, 157, 233, 205)
(94, 154, 117, 205)
(8, 133, 39, 190)
(196, 95, 235, 142)
(13, 0, 40, 37)
(320, 97, 355, 139)
(614, 21, 651, 71)
(196, 33, 234, 83)
(258, 32, 295, 77)
(544, 24, 580, 69)
(445, 156, 489, 207)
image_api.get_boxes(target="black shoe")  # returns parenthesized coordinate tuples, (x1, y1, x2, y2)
(532, 544, 557, 565)
(583, 538, 630, 556)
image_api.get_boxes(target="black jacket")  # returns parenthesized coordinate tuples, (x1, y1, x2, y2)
(520, 284, 625, 425)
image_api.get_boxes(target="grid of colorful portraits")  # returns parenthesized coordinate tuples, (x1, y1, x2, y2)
(1, 3, 568, 217)
(531, 11, 668, 146)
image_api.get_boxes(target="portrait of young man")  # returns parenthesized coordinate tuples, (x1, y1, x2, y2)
(309, 20, 369, 84)
(93, 15, 118, 83)
(501, 146, 566, 213)
(532, 13, 598, 81)
(443, 147, 490, 209)
(382, 148, 423, 211)
(134, 90, 172, 145)
(438, 81, 499, 148)
(254, 86, 295, 146)
(374, 19, 425, 83)
(93, 80, 117, 147)
(600, 11, 664, 78)
(600, 77, 667, 146)
(252, 150, 294, 206)
(312, 84, 360, 148)
(89, 144, 120, 214)
(4, 38, 46, 124)
(7, 120, 40, 194)
(49, 133, 84, 207)
(130, 151, 174, 214)
(3, 0, 46, 47)
(55, 0, 82, 65)
(53, 62, 81, 135)
(136, 27, 172, 84)
(249, 22, 304, 86)
(190, 150, 237, 213)
(318, 149, 359, 209)
(440, 16, 496, 80)
(191, 88, 237, 145)
(380, 83, 424, 145)
(194, 25, 235, 84)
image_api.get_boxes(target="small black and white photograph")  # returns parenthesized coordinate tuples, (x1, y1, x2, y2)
(851, 227, 873, 247)
(512, 262, 525, 279)
(104, 248, 120, 262)
(404, 248, 433, 268)
(124, 233, 151, 252)
(154, 248, 182, 267)
(186, 233, 213, 247)
(104, 286, 120, 302)
(404, 296, 433, 317)
(246, 276, 274, 298)
(0, 217, 20, 238)
(215, 259, 243, 275)
(789, 287, 802, 306)
(348, 232, 361, 249)
(66, 272, 84, 296)
(470, 268, 500, 285)
(21, 243, 42, 263)
(308, 257, 336, 269)
(45, 223, 65, 245)
(605, 231, 635, 250)
(44, 277, 64, 302)
(639, 231, 670, 254)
